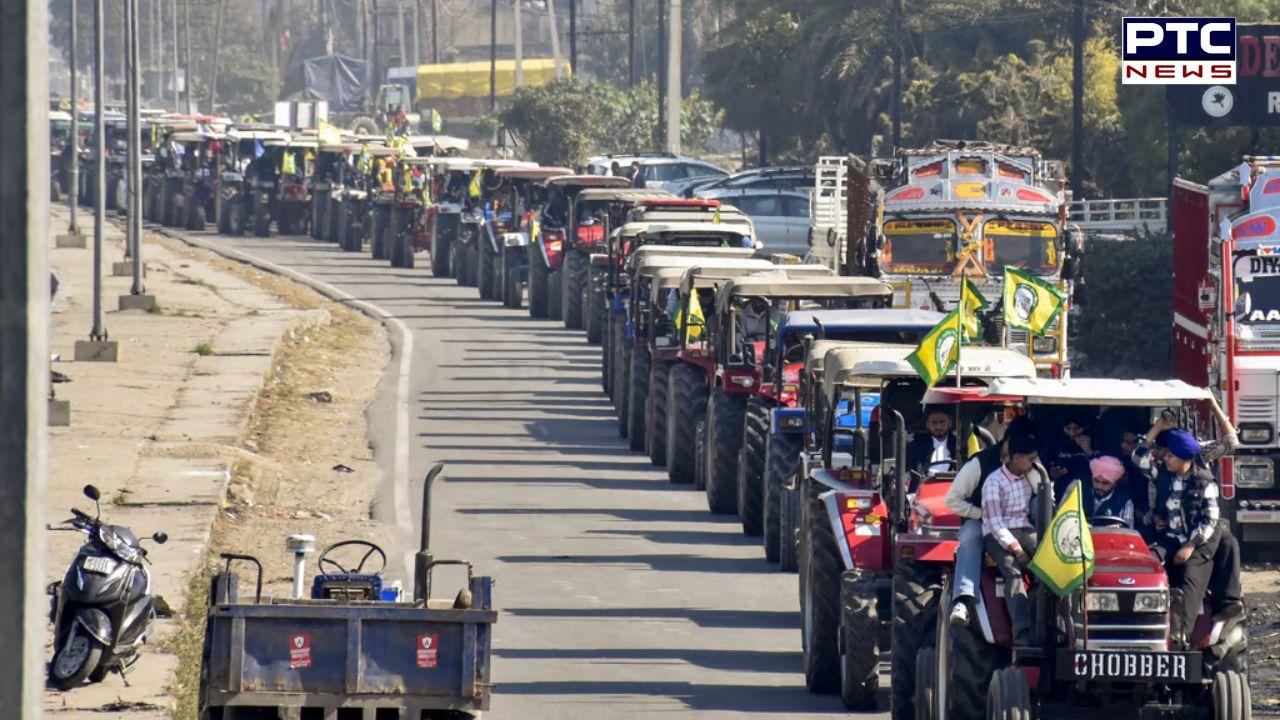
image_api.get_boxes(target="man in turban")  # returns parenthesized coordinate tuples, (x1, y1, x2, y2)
(1085, 455, 1134, 527)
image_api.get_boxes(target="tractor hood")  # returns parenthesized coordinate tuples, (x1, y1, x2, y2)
(912, 481, 962, 529)
(1088, 527, 1168, 590)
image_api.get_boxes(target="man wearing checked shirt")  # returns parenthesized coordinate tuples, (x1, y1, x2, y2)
(981, 432, 1052, 645)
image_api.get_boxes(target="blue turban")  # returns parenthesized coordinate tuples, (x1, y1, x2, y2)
(1163, 429, 1201, 460)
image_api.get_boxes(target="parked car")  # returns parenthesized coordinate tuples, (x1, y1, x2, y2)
(586, 154, 729, 191)
(689, 165, 815, 198)
(697, 188, 812, 257)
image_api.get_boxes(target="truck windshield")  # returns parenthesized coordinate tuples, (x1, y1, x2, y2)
(1233, 251, 1280, 324)
(984, 220, 1057, 273)
(883, 219, 955, 274)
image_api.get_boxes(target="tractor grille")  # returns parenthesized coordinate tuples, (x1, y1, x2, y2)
(1073, 591, 1169, 652)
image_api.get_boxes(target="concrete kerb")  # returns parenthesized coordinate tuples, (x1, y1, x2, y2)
(160, 230, 417, 576)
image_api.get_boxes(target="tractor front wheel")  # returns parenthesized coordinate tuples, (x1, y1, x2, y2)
(986, 667, 1032, 720)
(738, 398, 770, 535)
(627, 349, 650, 452)
(528, 257, 549, 318)
(706, 389, 747, 514)
(478, 240, 497, 299)
(647, 361, 671, 466)
(764, 431, 803, 563)
(840, 571, 881, 710)
(563, 251, 586, 329)
(666, 363, 707, 484)
(891, 559, 942, 720)
(801, 480, 844, 694)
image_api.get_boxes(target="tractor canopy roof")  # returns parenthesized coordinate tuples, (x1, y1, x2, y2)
(649, 260, 777, 298)
(626, 245, 756, 272)
(714, 276, 893, 312)
(495, 166, 572, 180)
(633, 253, 759, 279)
(617, 220, 754, 241)
(227, 129, 292, 143)
(805, 339, 867, 373)
(779, 308, 946, 340)
(172, 131, 223, 143)
(973, 377, 1211, 407)
(823, 344, 1037, 401)
(575, 188, 673, 203)
(402, 134, 470, 152)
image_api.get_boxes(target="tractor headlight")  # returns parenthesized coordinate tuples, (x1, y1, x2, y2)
(1086, 591, 1119, 612)
(1238, 423, 1274, 445)
(779, 414, 805, 430)
(1235, 460, 1275, 489)
(1133, 591, 1169, 613)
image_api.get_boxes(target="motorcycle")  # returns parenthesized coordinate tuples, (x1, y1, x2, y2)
(47, 484, 167, 690)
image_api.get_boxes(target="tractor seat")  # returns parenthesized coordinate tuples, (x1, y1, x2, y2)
(311, 573, 383, 602)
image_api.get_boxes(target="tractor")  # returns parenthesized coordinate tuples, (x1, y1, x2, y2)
(487, 167, 571, 307)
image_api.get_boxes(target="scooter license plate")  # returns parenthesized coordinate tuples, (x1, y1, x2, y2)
(82, 556, 117, 574)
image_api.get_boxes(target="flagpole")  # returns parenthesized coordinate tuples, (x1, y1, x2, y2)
(1078, 481, 1090, 647)
(955, 287, 963, 389)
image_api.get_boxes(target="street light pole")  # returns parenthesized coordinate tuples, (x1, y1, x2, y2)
(129, 0, 146, 297)
(627, 0, 635, 87)
(665, 0, 681, 154)
(1071, 0, 1086, 197)
(489, 0, 496, 113)
(568, 0, 576, 75)
(124, 0, 134, 260)
(891, 0, 903, 152)
(92, 0, 107, 341)
(68, 0, 82, 237)
(182, 0, 192, 113)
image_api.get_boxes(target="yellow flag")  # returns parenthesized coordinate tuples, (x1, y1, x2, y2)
(468, 169, 483, 198)
(1028, 479, 1094, 596)
(1003, 266, 1066, 336)
(681, 290, 705, 343)
(318, 121, 342, 146)
(281, 151, 297, 175)
(906, 309, 961, 387)
(960, 277, 989, 341)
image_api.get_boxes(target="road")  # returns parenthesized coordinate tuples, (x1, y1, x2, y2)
(186, 229, 881, 719)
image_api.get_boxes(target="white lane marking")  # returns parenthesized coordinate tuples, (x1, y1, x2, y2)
(175, 235, 416, 576)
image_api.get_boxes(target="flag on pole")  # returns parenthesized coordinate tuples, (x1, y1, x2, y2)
(469, 169, 483, 198)
(676, 290, 706, 343)
(431, 108, 443, 133)
(960, 277, 989, 340)
(1002, 266, 1067, 336)
(1028, 479, 1095, 596)
(906, 309, 962, 387)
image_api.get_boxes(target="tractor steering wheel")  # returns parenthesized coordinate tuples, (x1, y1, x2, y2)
(1089, 515, 1130, 529)
(317, 540, 387, 577)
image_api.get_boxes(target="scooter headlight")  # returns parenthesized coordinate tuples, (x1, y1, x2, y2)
(99, 526, 141, 564)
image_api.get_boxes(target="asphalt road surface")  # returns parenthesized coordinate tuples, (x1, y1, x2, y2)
(188, 230, 883, 719)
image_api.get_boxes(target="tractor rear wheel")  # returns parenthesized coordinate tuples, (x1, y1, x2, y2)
(602, 314, 613, 394)
(478, 240, 497, 299)
(547, 269, 564, 320)
(528, 258, 549, 318)
(665, 363, 707, 484)
(617, 342, 631, 438)
(891, 559, 942, 720)
(162, 185, 177, 227)
(503, 250, 524, 309)
(1212, 670, 1251, 720)
(915, 646, 938, 720)
(563, 252, 585, 329)
(950, 611, 1009, 720)
(230, 202, 245, 236)
(586, 267, 604, 344)
(706, 389, 747, 515)
(841, 571, 881, 710)
(802, 480, 843, 694)
(464, 244, 479, 288)
(986, 668, 1031, 720)
(779, 482, 801, 572)
(217, 200, 232, 234)
(609, 315, 626, 407)
(694, 417, 708, 490)
(764, 432, 803, 563)
(627, 349, 650, 452)
(431, 234, 450, 276)
(738, 398, 770, 536)
(252, 205, 271, 237)
(647, 361, 671, 466)
(279, 214, 295, 236)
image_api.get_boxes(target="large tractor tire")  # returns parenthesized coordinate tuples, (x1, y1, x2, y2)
(162, 184, 177, 227)
(705, 389, 748, 515)
(547, 269, 564, 320)
(478, 240, 498, 299)
(840, 571, 881, 710)
(763, 431, 803, 563)
(503, 250, 524, 309)
(602, 315, 613, 394)
(463, 244, 479, 288)
(950, 612, 1009, 720)
(279, 214, 294, 236)
(1211, 671, 1251, 720)
(891, 558, 942, 720)
(627, 349, 650, 452)
(187, 201, 206, 232)
(451, 242, 467, 285)
(563, 251, 586, 330)
(737, 398, 771, 536)
(609, 315, 627, 407)
(431, 234, 451, 276)
(586, 267, 605, 344)
(986, 668, 1032, 720)
(665, 363, 707, 484)
(779, 483, 801, 572)
(229, 202, 246, 236)
(217, 200, 232, 234)
(252, 205, 271, 237)
(694, 417, 708, 490)
(802, 484, 843, 694)
(371, 212, 389, 261)
(528, 257, 549, 318)
(349, 116, 379, 135)
(647, 361, 671, 466)
(616, 342, 631, 438)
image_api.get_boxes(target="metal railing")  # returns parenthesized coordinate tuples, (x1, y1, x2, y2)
(1068, 197, 1168, 234)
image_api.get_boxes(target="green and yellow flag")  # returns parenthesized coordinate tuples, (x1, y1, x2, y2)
(906, 309, 962, 387)
(468, 169, 483, 198)
(1028, 479, 1095, 596)
(1002, 266, 1066, 336)
(677, 290, 706, 343)
(430, 108, 443, 133)
(960, 277, 989, 341)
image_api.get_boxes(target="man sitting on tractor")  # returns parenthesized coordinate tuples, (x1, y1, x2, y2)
(1083, 455, 1134, 527)
(907, 407, 958, 478)
(1152, 429, 1244, 645)
(981, 430, 1048, 646)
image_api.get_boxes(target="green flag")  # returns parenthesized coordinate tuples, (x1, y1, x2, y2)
(1003, 266, 1066, 336)
(907, 309, 962, 387)
(431, 108, 443, 133)
(1028, 479, 1095, 596)
(960, 277, 989, 341)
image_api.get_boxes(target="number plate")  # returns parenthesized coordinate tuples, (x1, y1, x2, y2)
(1236, 509, 1280, 523)
(81, 556, 117, 574)
(1056, 650, 1201, 683)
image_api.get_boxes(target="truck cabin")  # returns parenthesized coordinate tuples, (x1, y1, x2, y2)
(649, 260, 779, 356)
(709, 276, 895, 374)
(768, 308, 945, 407)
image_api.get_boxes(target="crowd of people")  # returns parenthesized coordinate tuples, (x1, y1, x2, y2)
(899, 403, 1247, 647)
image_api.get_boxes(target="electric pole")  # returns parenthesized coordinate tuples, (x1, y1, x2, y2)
(1071, 0, 1085, 197)
(92, 0, 107, 341)
(68, 0, 82, 238)
(568, 0, 577, 75)
(891, 0, 903, 152)
(514, 0, 523, 87)
(656, 0, 665, 147)
(210, 0, 226, 111)
(170, 0, 178, 111)
(431, 0, 438, 63)
(665, 0, 681, 154)
(182, 0, 192, 113)
(489, 0, 496, 112)
(627, 0, 635, 87)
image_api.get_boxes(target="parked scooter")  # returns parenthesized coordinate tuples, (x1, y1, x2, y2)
(47, 484, 167, 690)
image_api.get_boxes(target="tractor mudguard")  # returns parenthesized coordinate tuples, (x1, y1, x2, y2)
(819, 487, 889, 573)
(771, 407, 805, 436)
(974, 570, 1014, 647)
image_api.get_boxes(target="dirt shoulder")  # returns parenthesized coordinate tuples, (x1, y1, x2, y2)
(43, 210, 390, 719)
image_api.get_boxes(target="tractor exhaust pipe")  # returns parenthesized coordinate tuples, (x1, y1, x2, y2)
(414, 463, 446, 604)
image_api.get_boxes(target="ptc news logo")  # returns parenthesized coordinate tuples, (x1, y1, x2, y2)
(1122, 18, 1237, 85)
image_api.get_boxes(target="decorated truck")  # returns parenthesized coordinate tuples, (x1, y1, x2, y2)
(810, 141, 1080, 375)
(1172, 157, 1280, 553)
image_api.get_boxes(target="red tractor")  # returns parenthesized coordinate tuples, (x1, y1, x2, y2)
(912, 378, 1250, 720)
(797, 344, 1036, 710)
(528, 175, 630, 322)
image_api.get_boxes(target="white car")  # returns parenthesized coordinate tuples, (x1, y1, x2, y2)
(698, 189, 813, 257)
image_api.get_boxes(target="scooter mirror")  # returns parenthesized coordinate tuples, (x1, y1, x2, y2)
(152, 532, 168, 544)
(83, 485, 101, 501)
